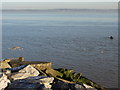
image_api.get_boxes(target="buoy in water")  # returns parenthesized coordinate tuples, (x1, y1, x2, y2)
(109, 36, 113, 39)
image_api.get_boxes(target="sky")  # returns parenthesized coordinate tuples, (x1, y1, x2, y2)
(2, 2, 118, 9)
(1, 0, 119, 2)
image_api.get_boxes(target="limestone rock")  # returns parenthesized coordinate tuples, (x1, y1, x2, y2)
(0, 61, 11, 69)
(0, 73, 11, 90)
(26, 76, 54, 89)
(7, 76, 54, 89)
(2, 59, 11, 63)
(52, 80, 76, 90)
(45, 68, 63, 77)
(8, 46, 23, 50)
(9, 61, 52, 70)
(7, 65, 27, 72)
(83, 84, 97, 90)
(2, 69, 11, 75)
(19, 65, 39, 75)
(3, 57, 24, 63)
(39, 77, 54, 88)
(10, 65, 40, 80)
(74, 83, 86, 90)
(6, 79, 44, 90)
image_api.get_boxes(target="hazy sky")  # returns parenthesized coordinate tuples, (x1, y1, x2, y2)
(1, 0, 119, 2)
(2, 2, 118, 9)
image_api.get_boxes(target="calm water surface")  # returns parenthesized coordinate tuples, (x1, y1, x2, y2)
(2, 10, 118, 88)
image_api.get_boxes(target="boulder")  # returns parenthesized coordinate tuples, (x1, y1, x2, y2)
(83, 84, 97, 90)
(45, 68, 63, 77)
(74, 83, 86, 90)
(0, 73, 11, 90)
(0, 61, 11, 69)
(39, 77, 54, 88)
(9, 65, 40, 80)
(7, 76, 54, 89)
(7, 65, 27, 72)
(2, 69, 11, 75)
(3, 57, 24, 63)
(26, 76, 54, 88)
(52, 80, 75, 90)
(9, 61, 52, 71)
(19, 65, 40, 75)
(6, 79, 44, 90)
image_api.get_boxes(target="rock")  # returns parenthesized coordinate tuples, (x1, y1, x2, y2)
(8, 46, 23, 50)
(74, 83, 86, 90)
(0, 61, 11, 69)
(45, 68, 63, 77)
(9, 61, 52, 70)
(0, 73, 11, 90)
(6, 79, 44, 90)
(39, 77, 54, 88)
(7, 65, 28, 72)
(7, 76, 54, 89)
(3, 57, 24, 63)
(56, 77, 75, 84)
(9, 65, 40, 80)
(10, 72, 32, 80)
(2, 69, 11, 75)
(19, 65, 40, 75)
(83, 84, 97, 90)
(52, 80, 76, 90)
(2, 59, 11, 63)
(26, 76, 54, 88)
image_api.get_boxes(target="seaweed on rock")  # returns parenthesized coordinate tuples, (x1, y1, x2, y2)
(55, 68, 106, 90)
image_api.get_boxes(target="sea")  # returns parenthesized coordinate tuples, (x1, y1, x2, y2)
(2, 9, 118, 88)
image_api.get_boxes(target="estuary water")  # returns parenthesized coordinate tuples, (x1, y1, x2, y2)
(2, 9, 118, 88)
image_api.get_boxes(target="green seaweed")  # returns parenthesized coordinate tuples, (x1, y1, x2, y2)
(55, 68, 106, 90)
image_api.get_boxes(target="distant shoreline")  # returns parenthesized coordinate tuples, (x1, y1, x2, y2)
(2, 9, 118, 11)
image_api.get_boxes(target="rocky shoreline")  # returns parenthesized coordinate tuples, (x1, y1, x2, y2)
(0, 57, 106, 90)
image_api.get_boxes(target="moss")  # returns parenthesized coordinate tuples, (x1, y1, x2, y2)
(55, 68, 106, 90)
(45, 68, 63, 77)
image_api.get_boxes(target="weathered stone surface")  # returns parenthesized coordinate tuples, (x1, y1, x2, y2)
(9, 65, 40, 80)
(0, 61, 11, 69)
(7, 76, 54, 90)
(19, 65, 40, 75)
(8, 46, 23, 50)
(52, 80, 82, 90)
(7, 65, 27, 72)
(26, 76, 54, 89)
(83, 84, 97, 90)
(6, 79, 44, 90)
(0, 73, 11, 90)
(45, 68, 63, 77)
(39, 77, 54, 88)
(2, 69, 11, 75)
(3, 57, 24, 63)
(74, 83, 86, 90)
(9, 61, 52, 70)
(2, 59, 11, 63)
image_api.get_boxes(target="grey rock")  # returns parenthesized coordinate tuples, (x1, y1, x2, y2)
(52, 80, 75, 90)
(2, 69, 11, 75)
(83, 84, 97, 90)
(7, 65, 27, 72)
(74, 83, 86, 90)
(9, 65, 40, 80)
(6, 79, 44, 90)
(0, 61, 11, 69)
(52, 80, 87, 90)
(0, 73, 11, 90)
(6, 76, 54, 90)
(25, 76, 54, 89)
